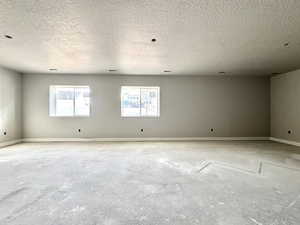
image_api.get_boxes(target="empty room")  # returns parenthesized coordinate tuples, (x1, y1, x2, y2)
(1, 0, 300, 224)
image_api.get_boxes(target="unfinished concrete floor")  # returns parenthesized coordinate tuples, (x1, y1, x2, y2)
(0, 141, 300, 225)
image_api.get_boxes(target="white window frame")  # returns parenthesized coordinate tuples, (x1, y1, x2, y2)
(49, 85, 91, 117)
(121, 86, 160, 118)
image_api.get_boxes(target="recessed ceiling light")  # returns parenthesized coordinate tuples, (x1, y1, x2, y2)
(219, 71, 226, 74)
(284, 42, 289, 47)
(164, 70, 171, 73)
(49, 68, 57, 71)
(108, 69, 117, 72)
(4, 35, 13, 39)
(151, 38, 157, 42)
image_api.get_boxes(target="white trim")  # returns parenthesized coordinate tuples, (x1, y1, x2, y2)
(3, 137, 300, 147)
(22, 137, 269, 143)
(269, 137, 300, 147)
(0, 139, 22, 148)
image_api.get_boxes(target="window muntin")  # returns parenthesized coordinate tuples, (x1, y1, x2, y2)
(121, 86, 160, 117)
(49, 86, 90, 117)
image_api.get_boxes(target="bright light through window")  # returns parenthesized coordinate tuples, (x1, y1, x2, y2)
(121, 86, 160, 117)
(49, 86, 90, 117)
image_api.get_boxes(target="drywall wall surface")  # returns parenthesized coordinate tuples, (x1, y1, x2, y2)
(271, 69, 300, 142)
(22, 74, 270, 138)
(0, 66, 22, 142)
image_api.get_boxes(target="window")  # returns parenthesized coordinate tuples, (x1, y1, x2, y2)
(121, 86, 160, 117)
(49, 86, 90, 117)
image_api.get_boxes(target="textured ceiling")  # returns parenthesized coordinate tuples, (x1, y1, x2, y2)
(0, 0, 300, 75)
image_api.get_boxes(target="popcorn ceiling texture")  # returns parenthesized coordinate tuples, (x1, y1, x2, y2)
(0, 0, 300, 75)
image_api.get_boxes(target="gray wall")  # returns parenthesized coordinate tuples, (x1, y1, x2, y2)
(22, 74, 270, 138)
(271, 69, 300, 142)
(0, 67, 22, 142)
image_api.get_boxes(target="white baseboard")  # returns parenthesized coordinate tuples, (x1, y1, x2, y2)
(3, 137, 300, 148)
(269, 137, 300, 147)
(22, 137, 270, 142)
(0, 139, 23, 148)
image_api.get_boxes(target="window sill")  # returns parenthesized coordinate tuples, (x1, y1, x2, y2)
(49, 116, 90, 118)
(121, 116, 160, 118)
